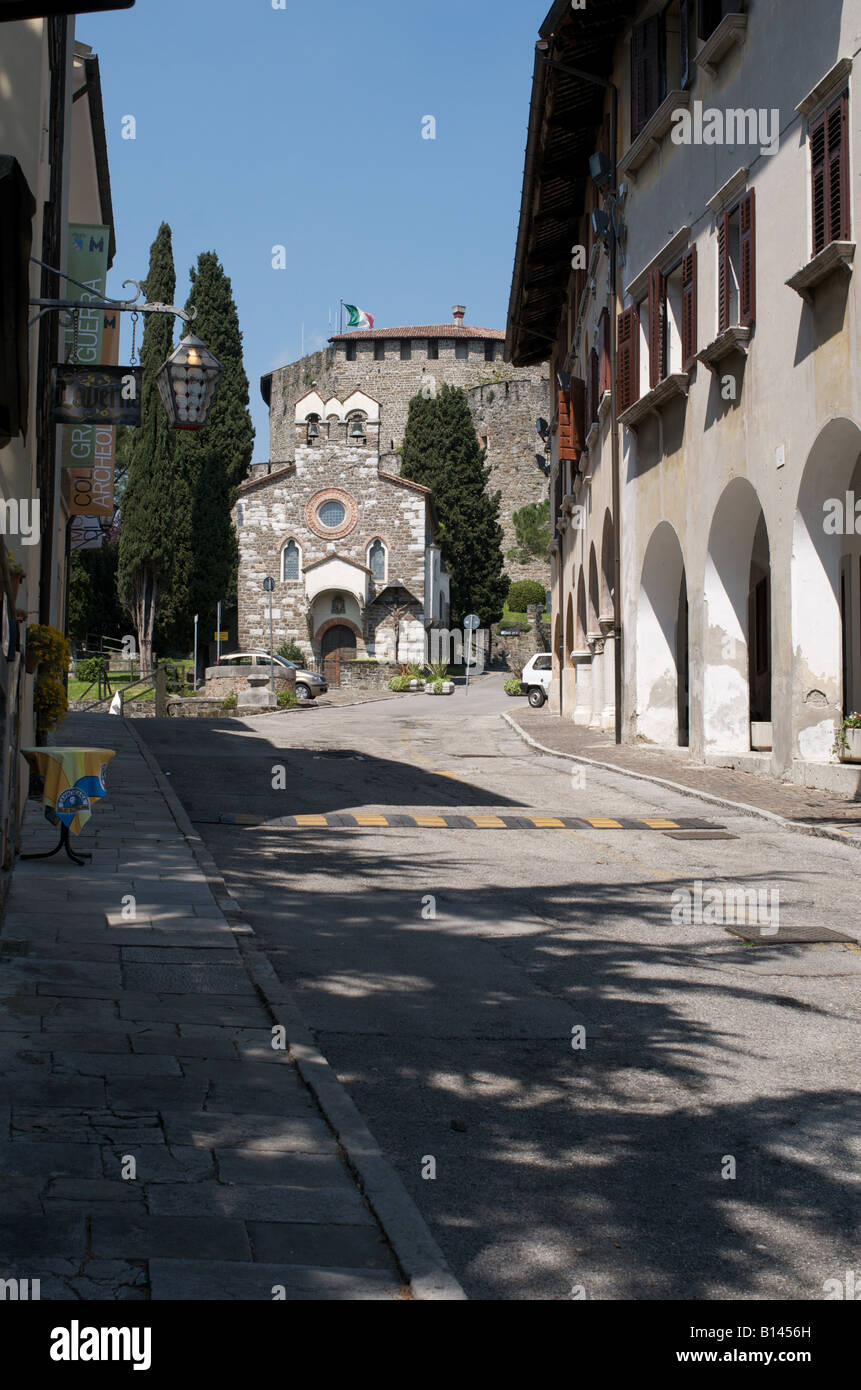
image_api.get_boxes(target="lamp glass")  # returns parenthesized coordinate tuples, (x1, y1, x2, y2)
(155, 334, 224, 431)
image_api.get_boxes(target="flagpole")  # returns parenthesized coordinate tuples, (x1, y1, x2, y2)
(339, 298, 343, 334)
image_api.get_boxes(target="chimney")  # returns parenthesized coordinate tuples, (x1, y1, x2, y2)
(452, 304, 466, 329)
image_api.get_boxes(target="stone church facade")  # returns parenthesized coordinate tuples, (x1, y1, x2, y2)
(234, 390, 448, 669)
(261, 307, 552, 584)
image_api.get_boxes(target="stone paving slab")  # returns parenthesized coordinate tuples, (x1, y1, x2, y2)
(0, 711, 441, 1299)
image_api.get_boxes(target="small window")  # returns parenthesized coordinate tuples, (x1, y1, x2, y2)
(369, 538, 386, 582)
(374, 341, 385, 361)
(484, 340, 496, 362)
(282, 539, 300, 581)
(318, 499, 346, 528)
(665, 263, 685, 375)
(346, 341, 357, 362)
(717, 191, 755, 332)
(400, 339, 411, 361)
(427, 338, 438, 359)
(698, 0, 736, 43)
(455, 340, 469, 360)
(331, 595, 345, 615)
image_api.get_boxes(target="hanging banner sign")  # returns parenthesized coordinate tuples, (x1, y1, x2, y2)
(53, 365, 141, 427)
(67, 310, 120, 522)
(58, 224, 110, 468)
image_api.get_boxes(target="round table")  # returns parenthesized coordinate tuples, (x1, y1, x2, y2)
(20, 746, 116, 866)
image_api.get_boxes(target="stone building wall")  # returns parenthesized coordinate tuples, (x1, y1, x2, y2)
(235, 433, 431, 663)
(467, 377, 552, 585)
(263, 322, 551, 592)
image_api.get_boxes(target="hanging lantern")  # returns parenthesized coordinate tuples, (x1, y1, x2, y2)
(155, 334, 224, 430)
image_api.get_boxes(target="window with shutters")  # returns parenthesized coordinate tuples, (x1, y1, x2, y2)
(586, 348, 600, 428)
(630, 3, 692, 143)
(664, 262, 687, 374)
(599, 309, 611, 397)
(810, 90, 850, 256)
(681, 245, 698, 371)
(617, 307, 640, 415)
(717, 191, 755, 332)
(637, 294, 652, 398)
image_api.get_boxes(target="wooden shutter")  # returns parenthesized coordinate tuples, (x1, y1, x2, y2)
(617, 307, 640, 415)
(679, 0, 691, 90)
(717, 211, 731, 333)
(631, 15, 662, 141)
(827, 91, 850, 244)
(811, 109, 828, 255)
(811, 92, 850, 256)
(681, 245, 698, 373)
(558, 386, 575, 461)
(599, 308, 611, 395)
(648, 266, 666, 389)
(587, 349, 599, 425)
(570, 376, 586, 455)
(739, 189, 756, 328)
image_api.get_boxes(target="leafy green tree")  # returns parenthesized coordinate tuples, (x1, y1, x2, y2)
(507, 579, 548, 613)
(117, 223, 177, 670)
(401, 384, 508, 626)
(161, 251, 254, 651)
(68, 542, 126, 646)
(508, 499, 550, 564)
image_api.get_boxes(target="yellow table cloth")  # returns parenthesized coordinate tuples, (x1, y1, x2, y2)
(21, 746, 115, 835)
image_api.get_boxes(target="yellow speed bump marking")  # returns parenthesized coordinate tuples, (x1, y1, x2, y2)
(587, 817, 623, 829)
(293, 814, 329, 827)
(352, 814, 389, 826)
(413, 814, 448, 827)
(470, 815, 507, 828)
(527, 816, 566, 828)
(641, 818, 679, 829)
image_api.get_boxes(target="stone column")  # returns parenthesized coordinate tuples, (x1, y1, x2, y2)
(587, 633, 604, 728)
(572, 649, 593, 725)
(599, 615, 616, 731)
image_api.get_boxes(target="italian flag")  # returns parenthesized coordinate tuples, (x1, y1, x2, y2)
(344, 303, 374, 330)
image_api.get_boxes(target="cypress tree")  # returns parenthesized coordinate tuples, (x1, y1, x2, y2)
(117, 222, 176, 671)
(162, 251, 254, 650)
(401, 384, 508, 627)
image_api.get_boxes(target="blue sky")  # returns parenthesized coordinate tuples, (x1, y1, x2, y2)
(82, 0, 544, 459)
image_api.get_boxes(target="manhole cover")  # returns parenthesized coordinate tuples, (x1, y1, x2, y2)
(663, 830, 738, 840)
(724, 924, 858, 944)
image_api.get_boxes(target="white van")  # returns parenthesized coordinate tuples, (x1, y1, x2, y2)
(520, 652, 552, 708)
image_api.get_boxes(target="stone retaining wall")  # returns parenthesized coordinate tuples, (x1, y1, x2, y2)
(337, 660, 399, 690)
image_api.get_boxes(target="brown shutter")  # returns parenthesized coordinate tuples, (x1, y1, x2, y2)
(599, 308, 611, 395)
(617, 307, 639, 415)
(679, 0, 691, 90)
(631, 15, 661, 140)
(588, 348, 599, 424)
(681, 245, 697, 373)
(570, 376, 586, 455)
(557, 386, 575, 461)
(827, 91, 850, 243)
(810, 109, 828, 255)
(717, 211, 731, 333)
(739, 188, 756, 328)
(648, 266, 666, 389)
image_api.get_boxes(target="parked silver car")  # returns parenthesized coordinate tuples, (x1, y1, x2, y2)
(216, 651, 328, 702)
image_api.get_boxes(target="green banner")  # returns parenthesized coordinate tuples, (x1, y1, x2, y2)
(59, 224, 110, 469)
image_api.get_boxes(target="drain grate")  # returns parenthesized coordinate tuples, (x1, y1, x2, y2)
(724, 924, 858, 944)
(663, 830, 738, 840)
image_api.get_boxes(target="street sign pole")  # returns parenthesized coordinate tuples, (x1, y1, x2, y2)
(216, 601, 222, 665)
(263, 578, 276, 701)
(193, 614, 199, 690)
(463, 613, 480, 697)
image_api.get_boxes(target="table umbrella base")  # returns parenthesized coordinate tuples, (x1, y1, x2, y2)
(21, 822, 92, 867)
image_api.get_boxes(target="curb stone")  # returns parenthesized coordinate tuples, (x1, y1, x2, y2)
(502, 711, 861, 852)
(123, 718, 466, 1301)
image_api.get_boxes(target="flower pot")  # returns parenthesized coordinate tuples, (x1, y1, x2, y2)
(838, 726, 861, 762)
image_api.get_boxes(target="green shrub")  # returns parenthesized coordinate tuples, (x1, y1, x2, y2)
(77, 655, 109, 684)
(388, 674, 411, 692)
(504, 677, 524, 696)
(277, 641, 305, 663)
(508, 580, 548, 613)
(277, 689, 297, 709)
(220, 692, 238, 710)
(424, 661, 449, 682)
(432, 678, 444, 694)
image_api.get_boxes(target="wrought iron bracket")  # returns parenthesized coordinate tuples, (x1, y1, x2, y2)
(28, 261, 197, 329)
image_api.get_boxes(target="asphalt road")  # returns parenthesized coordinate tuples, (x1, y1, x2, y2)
(139, 677, 861, 1300)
